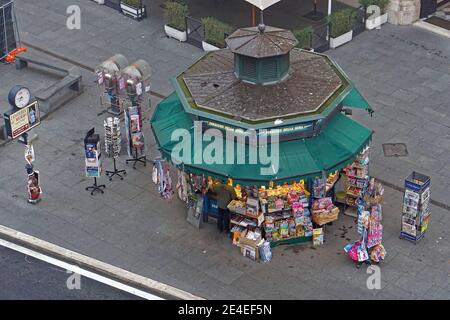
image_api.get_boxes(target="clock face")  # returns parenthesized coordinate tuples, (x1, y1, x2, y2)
(8, 86, 31, 109)
(15, 87, 31, 108)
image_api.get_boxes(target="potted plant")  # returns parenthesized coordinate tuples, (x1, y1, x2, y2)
(120, 0, 146, 20)
(294, 26, 314, 51)
(360, 0, 390, 30)
(328, 9, 356, 49)
(164, 1, 189, 41)
(201, 17, 233, 52)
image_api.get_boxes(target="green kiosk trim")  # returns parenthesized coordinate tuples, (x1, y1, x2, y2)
(342, 87, 373, 114)
(270, 236, 313, 248)
(151, 93, 373, 186)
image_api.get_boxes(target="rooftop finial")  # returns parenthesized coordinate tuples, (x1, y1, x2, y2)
(258, 23, 265, 33)
(258, 9, 265, 33)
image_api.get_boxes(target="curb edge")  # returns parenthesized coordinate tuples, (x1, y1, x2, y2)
(0, 224, 205, 300)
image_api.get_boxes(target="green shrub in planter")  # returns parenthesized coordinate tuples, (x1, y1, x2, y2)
(294, 26, 313, 50)
(377, 0, 390, 14)
(164, 1, 189, 32)
(359, 0, 390, 14)
(122, 0, 142, 7)
(202, 17, 233, 48)
(328, 9, 357, 39)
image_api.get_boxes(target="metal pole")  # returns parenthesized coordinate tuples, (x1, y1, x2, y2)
(252, 6, 256, 27)
(2, 5, 8, 56)
(11, 0, 20, 46)
(326, 0, 332, 41)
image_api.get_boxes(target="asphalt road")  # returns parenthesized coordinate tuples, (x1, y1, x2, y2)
(0, 246, 141, 300)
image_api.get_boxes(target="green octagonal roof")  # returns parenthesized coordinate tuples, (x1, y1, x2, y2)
(172, 48, 354, 130)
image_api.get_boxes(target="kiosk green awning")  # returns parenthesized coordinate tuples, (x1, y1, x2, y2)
(342, 87, 373, 114)
(151, 93, 373, 186)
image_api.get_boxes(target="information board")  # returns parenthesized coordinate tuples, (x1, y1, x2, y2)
(3, 101, 40, 139)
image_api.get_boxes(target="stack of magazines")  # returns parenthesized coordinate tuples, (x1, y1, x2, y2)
(104, 117, 121, 158)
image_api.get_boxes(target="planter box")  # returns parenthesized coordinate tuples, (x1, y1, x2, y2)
(330, 30, 353, 49)
(202, 41, 221, 52)
(164, 25, 187, 42)
(366, 12, 388, 30)
(120, 2, 146, 20)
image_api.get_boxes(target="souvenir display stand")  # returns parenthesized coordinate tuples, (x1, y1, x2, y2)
(400, 172, 431, 244)
(23, 135, 42, 204)
(122, 59, 151, 165)
(152, 158, 174, 200)
(96, 56, 151, 169)
(344, 178, 386, 266)
(104, 116, 126, 181)
(84, 128, 105, 195)
(124, 105, 147, 169)
(341, 146, 370, 217)
(96, 54, 130, 116)
(310, 171, 340, 231)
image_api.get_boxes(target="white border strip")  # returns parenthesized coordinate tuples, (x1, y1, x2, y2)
(0, 238, 163, 300)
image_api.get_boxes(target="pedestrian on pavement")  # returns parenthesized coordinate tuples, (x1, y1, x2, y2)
(211, 178, 237, 234)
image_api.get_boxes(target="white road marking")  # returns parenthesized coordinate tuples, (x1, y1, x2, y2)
(0, 238, 164, 300)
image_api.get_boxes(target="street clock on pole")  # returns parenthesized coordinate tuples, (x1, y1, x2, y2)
(8, 85, 31, 109)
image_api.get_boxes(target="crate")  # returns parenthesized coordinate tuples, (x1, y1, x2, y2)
(312, 207, 340, 226)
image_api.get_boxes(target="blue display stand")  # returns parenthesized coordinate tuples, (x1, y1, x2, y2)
(400, 172, 431, 244)
(202, 195, 218, 221)
(210, 199, 219, 217)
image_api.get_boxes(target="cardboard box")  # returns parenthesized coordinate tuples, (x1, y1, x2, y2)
(241, 245, 259, 261)
(238, 229, 262, 248)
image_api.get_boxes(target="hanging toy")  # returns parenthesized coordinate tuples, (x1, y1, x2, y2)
(201, 174, 207, 195)
(26, 164, 41, 204)
(152, 162, 158, 185)
(176, 168, 187, 202)
(369, 244, 386, 263)
(24, 144, 35, 165)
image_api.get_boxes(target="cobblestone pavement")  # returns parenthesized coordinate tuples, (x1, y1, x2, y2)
(0, 0, 448, 299)
(327, 25, 450, 209)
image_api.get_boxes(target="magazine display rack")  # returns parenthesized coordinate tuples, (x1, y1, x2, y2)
(84, 128, 105, 195)
(104, 116, 126, 180)
(124, 105, 146, 169)
(400, 172, 431, 244)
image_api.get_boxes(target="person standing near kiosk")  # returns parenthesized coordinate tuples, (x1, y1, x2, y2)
(211, 179, 237, 234)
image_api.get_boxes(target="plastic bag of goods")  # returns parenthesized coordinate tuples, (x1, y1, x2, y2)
(259, 241, 272, 263)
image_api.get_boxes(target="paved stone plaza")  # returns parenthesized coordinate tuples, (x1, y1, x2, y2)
(0, 0, 448, 299)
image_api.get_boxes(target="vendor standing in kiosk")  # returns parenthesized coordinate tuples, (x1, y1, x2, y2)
(211, 179, 238, 234)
